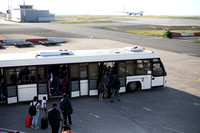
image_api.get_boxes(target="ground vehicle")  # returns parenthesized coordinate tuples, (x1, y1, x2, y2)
(0, 47, 167, 104)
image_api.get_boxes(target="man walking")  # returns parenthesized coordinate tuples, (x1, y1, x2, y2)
(60, 93, 72, 125)
(110, 75, 121, 103)
(48, 102, 64, 133)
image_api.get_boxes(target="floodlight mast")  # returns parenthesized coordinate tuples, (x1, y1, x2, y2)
(23, 0, 26, 22)
(8, 0, 10, 10)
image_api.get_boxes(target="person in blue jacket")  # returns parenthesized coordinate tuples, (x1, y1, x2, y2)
(60, 93, 72, 125)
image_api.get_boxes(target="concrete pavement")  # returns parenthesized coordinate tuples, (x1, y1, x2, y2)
(0, 87, 200, 133)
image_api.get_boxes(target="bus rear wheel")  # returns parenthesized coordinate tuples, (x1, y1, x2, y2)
(127, 82, 138, 92)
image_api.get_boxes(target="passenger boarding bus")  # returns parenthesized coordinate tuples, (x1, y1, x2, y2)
(0, 47, 167, 104)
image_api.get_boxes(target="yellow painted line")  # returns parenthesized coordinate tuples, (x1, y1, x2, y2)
(142, 107, 152, 111)
(198, 77, 200, 81)
(148, 26, 157, 29)
(107, 27, 118, 30)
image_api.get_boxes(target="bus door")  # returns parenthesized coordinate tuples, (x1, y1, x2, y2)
(118, 62, 126, 93)
(88, 63, 98, 96)
(79, 64, 88, 96)
(5, 68, 18, 104)
(152, 59, 165, 87)
(37, 66, 48, 100)
(69, 64, 80, 98)
(16, 67, 37, 102)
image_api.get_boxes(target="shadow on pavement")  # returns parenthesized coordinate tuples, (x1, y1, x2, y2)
(0, 87, 200, 133)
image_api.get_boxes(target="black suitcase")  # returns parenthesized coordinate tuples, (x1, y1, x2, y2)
(41, 117, 48, 129)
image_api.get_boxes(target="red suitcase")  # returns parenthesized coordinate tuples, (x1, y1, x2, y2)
(25, 116, 32, 127)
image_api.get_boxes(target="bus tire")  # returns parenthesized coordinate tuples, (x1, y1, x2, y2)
(127, 82, 138, 92)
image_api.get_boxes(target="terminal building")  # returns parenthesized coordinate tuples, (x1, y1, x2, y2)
(7, 5, 77, 22)
(8, 5, 54, 22)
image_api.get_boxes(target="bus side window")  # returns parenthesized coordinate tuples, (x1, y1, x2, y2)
(80, 64, 88, 80)
(136, 60, 150, 75)
(5, 69, 16, 86)
(126, 61, 135, 76)
(152, 59, 164, 76)
(38, 67, 48, 83)
(16, 67, 37, 84)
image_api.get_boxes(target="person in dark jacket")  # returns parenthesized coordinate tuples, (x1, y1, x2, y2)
(110, 75, 121, 103)
(48, 102, 64, 133)
(60, 93, 72, 125)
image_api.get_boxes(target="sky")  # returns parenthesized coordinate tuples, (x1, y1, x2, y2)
(0, 0, 200, 16)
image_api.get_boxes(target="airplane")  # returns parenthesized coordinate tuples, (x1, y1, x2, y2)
(123, 6, 144, 16)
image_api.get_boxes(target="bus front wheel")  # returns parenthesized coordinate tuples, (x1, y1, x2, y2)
(127, 82, 138, 92)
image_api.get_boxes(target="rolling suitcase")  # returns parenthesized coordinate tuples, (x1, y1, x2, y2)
(25, 116, 32, 127)
(41, 117, 48, 129)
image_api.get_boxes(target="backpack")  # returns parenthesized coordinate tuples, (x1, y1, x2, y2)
(113, 78, 120, 90)
(106, 77, 112, 88)
(64, 100, 73, 115)
(99, 84, 104, 92)
(29, 102, 38, 116)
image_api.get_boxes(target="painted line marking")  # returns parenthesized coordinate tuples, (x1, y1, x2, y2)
(107, 27, 118, 30)
(94, 115, 100, 118)
(148, 26, 157, 29)
(90, 113, 100, 118)
(122, 106, 129, 110)
(142, 107, 152, 111)
(193, 103, 200, 106)
(122, 100, 130, 103)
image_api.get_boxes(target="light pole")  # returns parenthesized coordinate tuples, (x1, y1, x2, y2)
(7, 0, 11, 20)
(8, 0, 10, 10)
(23, 0, 26, 22)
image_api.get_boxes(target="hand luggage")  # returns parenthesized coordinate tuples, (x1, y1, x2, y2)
(61, 125, 75, 133)
(25, 116, 32, 127)
(62, 130, 75, 133)
(41, 117, 48, 129)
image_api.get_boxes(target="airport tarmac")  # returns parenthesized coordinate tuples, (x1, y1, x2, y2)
(1, 17, 200, 57)
(0, 17, 200, 133)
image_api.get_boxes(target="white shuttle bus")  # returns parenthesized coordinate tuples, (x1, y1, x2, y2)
(0, 47, 167, 104)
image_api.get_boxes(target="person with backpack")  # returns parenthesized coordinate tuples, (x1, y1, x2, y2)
(60, 93, 72, 125)
(110, 75, 121, 103)
(29, 96, 41, 129)
(98, 81, 106, 101)
(48, 102, 64, 133)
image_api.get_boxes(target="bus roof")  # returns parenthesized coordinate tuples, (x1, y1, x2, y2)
(0, 47, 159, 67)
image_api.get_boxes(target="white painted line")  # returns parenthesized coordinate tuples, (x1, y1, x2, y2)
(142, 107, 152, 111)
(89, 113, 93, 115)
(94, 115, 100, 118)
(122, 100, 130, 103)
(193, 103, 200, 106)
